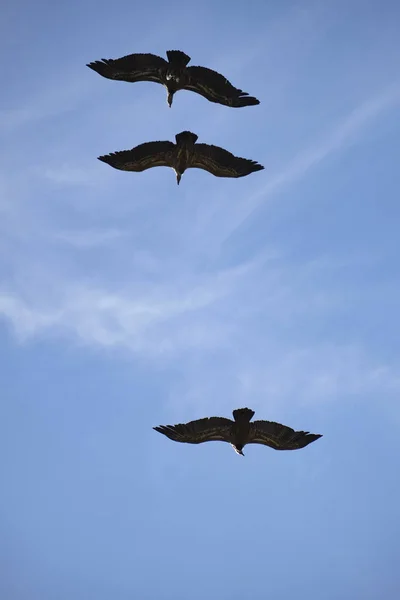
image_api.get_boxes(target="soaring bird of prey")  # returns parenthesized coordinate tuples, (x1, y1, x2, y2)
(154, 408, 322, 456)
(98, 131, 264, 185)
(87, 49, 260, 108)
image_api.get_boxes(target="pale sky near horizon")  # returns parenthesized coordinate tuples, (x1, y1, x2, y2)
(1, 1, 400, 598)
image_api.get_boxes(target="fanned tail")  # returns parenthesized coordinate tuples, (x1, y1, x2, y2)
(166, 50, 191, 67)
(233, 407, 255, 423)
(175, 131, 198, 145)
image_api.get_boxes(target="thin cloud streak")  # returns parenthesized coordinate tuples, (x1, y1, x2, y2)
(0, 74, 94, 132)
(52, 228, 127, 248)
(220, 83, 400, 243)
(37, 165, 102, 187)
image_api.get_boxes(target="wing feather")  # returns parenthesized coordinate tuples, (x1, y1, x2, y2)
(87, 52, 167, 83)
(98, 141, 175, 172)
(154, 417, 233, 445)
(186, 66, 260, 107)
(190, 143, 264, 178)
(248, 420, 322, 450)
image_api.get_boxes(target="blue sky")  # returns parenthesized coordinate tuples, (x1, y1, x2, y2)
(1, 0, 400, 598)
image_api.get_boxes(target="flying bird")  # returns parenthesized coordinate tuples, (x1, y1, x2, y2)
(87, 49, 260, 108)
(98, 131, 264, 184)
(154, 407, 322, 456)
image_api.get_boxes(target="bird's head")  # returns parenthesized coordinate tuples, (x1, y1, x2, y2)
(167, 90, 174, 107)
(234, 445, 245, 456)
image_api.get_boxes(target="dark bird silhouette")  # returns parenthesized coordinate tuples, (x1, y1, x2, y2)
(87, 49, 260, 108)
(154, 407, 322, 456)
(98, 131, 264, 184)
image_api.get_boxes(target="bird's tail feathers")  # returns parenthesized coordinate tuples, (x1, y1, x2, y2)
(233, 407, 255, 423)
(166, 50, 191, 67)
(175, 131, 198, 145)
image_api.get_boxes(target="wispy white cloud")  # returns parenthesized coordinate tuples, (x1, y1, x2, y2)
(0, 295, 61, 338)
(0, 257, 260, 356)
(0, 251, 333, 345)
(166, 342, 400, 423)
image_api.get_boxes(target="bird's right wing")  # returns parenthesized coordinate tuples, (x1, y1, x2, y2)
(190, 143, 264, 178)
(154, 417, 233, 445)
(98, 141, 176, 172)
(87, 53, 167, 83)
(248, 420, 322, 451)
(185, 66, 260, 107)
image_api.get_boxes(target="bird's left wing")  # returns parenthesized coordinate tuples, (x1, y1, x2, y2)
(185, 66, 260, 107)
(248, 420, 322, 450)
(98, 141, 176, 172)
(190, 143, 264, 178)
(154, 417, 233, 445)
(87, 52, 167, 83)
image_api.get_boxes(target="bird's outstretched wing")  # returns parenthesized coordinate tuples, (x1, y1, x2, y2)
(154, 417, 233, 445)
(190, 143, 264, 178)
(87, 52, 167, 83)
(185, 66, 260, 107)
(248, 420, 322, 450)
(98, 141, 176, 172)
